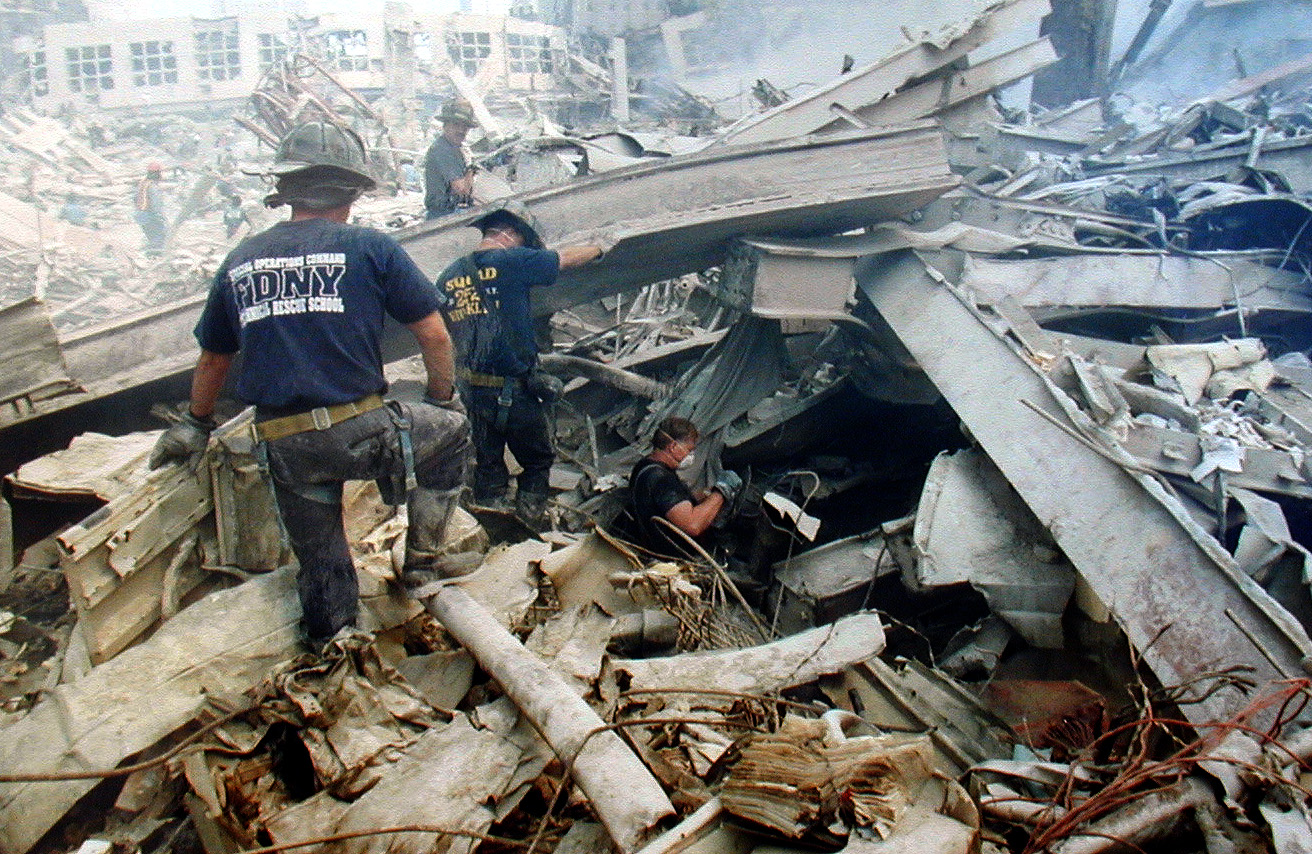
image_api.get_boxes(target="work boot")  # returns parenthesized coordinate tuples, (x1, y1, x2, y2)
(402, 487, 471, 580)
(469, 490, 512, 512)
(514, 490, 550, 533)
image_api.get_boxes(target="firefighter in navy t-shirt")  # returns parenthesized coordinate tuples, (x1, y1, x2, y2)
(434, 201, 605, 529)
(149, 122, 472, 651)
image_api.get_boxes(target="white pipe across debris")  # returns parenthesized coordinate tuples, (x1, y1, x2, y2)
(420, 584, 676, 852)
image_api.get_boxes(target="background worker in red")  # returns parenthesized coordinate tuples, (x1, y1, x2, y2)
(149, 121, 471, 650)
(434, 200, 605, 528)
(424, 99, 477, 220)
(134, 162, 168, 256)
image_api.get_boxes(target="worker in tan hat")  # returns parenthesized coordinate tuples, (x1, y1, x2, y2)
(423, 99, 477, 219)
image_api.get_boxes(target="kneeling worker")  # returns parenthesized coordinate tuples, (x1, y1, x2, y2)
(628, 416, 742, 557)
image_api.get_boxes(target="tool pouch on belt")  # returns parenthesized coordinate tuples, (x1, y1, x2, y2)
(494, 383, 514, 433)
(524, 367, 563, 404)
(377, 401, 417, 506)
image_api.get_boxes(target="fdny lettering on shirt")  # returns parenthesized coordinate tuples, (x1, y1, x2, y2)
(228, 254, 348, 326)
(442, 265, 498, 323)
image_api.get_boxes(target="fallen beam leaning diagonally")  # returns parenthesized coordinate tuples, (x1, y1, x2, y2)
(857, 250, 1312, 727)
(712, 0, 1053, 146)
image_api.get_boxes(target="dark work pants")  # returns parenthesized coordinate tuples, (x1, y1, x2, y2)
(262, 402, 470, 642)
(465, 381, 554, 502)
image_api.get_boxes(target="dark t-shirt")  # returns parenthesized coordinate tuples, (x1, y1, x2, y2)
(435, 246, 559, 377)
(424, 136, 467, 216)
(629, 457, 696, 555)
(194, 218, 441, 410)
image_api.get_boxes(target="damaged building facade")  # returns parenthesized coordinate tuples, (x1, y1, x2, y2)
(11, 8, 568, 115)
(9, 0, 1312, 853)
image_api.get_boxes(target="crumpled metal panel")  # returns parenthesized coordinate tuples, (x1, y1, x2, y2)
(857, 250, 1312, 727)
(0, 298, 73, 411)
(913, 448, 1075, 648)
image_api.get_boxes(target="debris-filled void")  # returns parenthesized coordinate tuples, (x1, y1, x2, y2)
(9, 1, 1312, 853)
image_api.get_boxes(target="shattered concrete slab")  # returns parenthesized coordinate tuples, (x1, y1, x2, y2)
(0, 568, 302, 854)
(771, 529, 897, 635)
(7, 431, 155, 501)
(912, 448, 1076, 648)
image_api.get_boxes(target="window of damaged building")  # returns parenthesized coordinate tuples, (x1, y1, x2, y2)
(506, 32, 553, 74)
(64, 43, 114, 95)
(256, 33, 289, 73)
(317, 29, 370, 72)
(19, 50, 48, 97)
(129, 40, 177, 88)
(193, 20, 241, 82)
(448, 29, 491, 76)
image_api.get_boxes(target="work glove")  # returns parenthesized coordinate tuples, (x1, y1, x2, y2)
(148, 410, 215, 470)
(525, 369, 564, 404)
(424, 389, 467, 417)
(713, 469, 744, 504)
(589, 229, 623, 260)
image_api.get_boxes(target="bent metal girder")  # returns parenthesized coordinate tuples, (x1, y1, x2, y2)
(857, 250, 1312, 729)
(396, 122, 958, 314)
(1, 123, 957, 442)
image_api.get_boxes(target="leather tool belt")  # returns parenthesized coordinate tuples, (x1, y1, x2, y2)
(251, 394, 386, 442)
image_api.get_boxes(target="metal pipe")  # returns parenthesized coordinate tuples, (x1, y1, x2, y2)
(420, 585, 674, 852)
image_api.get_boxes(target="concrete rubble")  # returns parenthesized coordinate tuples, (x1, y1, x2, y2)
(8, 1, 1312, 853)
